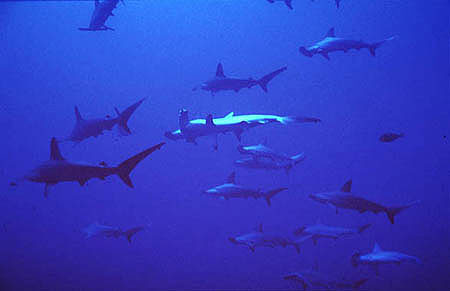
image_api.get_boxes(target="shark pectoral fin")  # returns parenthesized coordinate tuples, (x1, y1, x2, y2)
(320, 52, 330, 60)
(249, 245, 255, 252)
(78, 179, 87, 186)
(234, 128, 244, 142)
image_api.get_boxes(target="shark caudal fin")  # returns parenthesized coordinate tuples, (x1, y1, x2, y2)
(369, 36, 396, 56)
(257, 66, 287, 92)
(279, 116, 321, 125)
(352, 278, 369, 289)
(123, 226, 144, 244)
(115, 98, 145, 135)
(285, 153, 306, 175)
(264, 187, 288, 206)
(385, 200, 420, 224)
(357, 224, 371, 234)
(116, 142, 165, 187)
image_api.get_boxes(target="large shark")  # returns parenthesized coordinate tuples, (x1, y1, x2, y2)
(228, 224, 305, 253)
(308, 180, 420, 224)
(293, 222, 371, 245)
(20, 138, 164, 197)
(299, 27, 395, 60)
(351, 242, 422, 275)
(235, 153, 305, 174)
(266, 0, 294, 10)
(79, 0, 121, 31)
(192, 63, 287, 95)
(164, 109, 320, 149)
(284, 270, 368, 290)
(65, 98, 145, 143)
(204, 172, 287, 206)
(83, 222, 145, 244)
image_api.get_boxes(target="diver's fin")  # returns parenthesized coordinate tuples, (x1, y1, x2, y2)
(216, 63, 225, 78)
(341, 180, 352, 192)
(226, 172, 236, 184)
(74, 106, 83, 121)
(325, 27, 335, 38)
(116, 142, 165, 188)
(50, 137, 65, 161)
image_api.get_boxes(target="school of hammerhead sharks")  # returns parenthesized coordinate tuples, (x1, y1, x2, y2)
(12, 1, 423, 289)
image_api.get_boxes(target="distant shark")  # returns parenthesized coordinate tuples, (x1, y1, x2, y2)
(299, 27, 395, 60)
(293, 222, 371, 245)
(19, 138, 164, 197)
(83, 222, 145, 244)
(266, 0, 294, 10)
(237, 143, 294, 162)
(235, 152, 305, 174)
(204, 172, 287, 206)
(164, 109, 320, 149)
(351, 242, 422, 275)
(228, 224, 305, 253)
(65, 98, 145, 143)
(308, 180, 420, 224)
(79, 0, 121, 31)
(284, 270, 368, 290)
(192, 63, 287, 95)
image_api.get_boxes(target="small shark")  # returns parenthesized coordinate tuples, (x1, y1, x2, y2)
(235, 152, 305, 174)
(284, 270, 368, 290)
(299, 27, 395, 60)
(65, 98, 145, 143)
(308, 180, 419, 224)
(379, 132, 404, 143)
(192, 63, 287, 95)
(79, 0, 122, 31)
(83, 222, 145, 243)
(266, 0, 293, 10)
(204, 172, 287, 206)
(293, 222, 371, 245)
(228, 224, 304, 253)
(351, 242, 422, 275)
(164, 109, 320, 149)
(20, 137, 164, 197)
(237, 143, 292, 162)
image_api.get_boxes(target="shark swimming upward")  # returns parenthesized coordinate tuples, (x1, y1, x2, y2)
(20, 138, 164, 197)
(79, 0, 122, 31)
(65, 98, 145, 144)
(204, 172, 287, 206)
(351, 242, 422, 275)
(192, 63, 287, 95)
(293, 222, 371, 245)
(164, 109, 320, 149)
(308, 180, 419, 224)
(299, 27, 395, 60)
(83, 222, 145, 244)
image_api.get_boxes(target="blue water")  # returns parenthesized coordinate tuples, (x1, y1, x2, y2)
(1, 1, 449, 290)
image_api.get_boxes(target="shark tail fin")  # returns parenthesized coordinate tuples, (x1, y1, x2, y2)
(357, 224, 371, 234)
(124, 227, 144, 244)
(352, 278, 368, 290)
(257, 66, 287, 93)
(385, 200, 420, 224)
(116, 142, 165, 188)
(369, 36, 396, 56)
(116, 98, 145, 135)
(279, 116, 321, 125)
(264, 187, 288, 206)
(284, 0, 293, 9)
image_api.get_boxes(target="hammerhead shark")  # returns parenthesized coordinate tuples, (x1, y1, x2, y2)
(79, 0, 122, 31)
(284, 269, 368, 290)
(204, 172, 287, 206)
(18, 138, 164, 197)
(65, 98, 145, 143)
(83, 222, 145, 244)
(164, 109, 320, 149)
(308, 180, 420, 224)
(351, 242, 422, 275)
(293, 222, 371, 245)
(192, 63, 287, 95)
(228, 224, 305, 253)
(299, 27, 395, 60)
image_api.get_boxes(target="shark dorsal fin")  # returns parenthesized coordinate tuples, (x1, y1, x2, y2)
(206, 114, 215, 127)
(224, 112, 234, 118)
(373, 242, 382, 253)
(226, 172, 236, 184)
(325, 27, 335, 38)
(50, 137, 65, 161)
(74, 106, 83, 121)
(258, 223, 263, 233)
(341, 180, 352, 192)
(216, 63, 225, 78)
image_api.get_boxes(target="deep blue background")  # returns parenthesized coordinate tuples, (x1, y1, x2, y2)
(0, 1, 449, 290)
